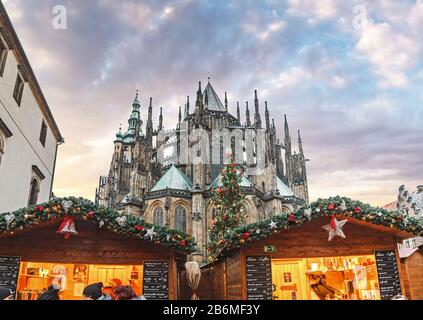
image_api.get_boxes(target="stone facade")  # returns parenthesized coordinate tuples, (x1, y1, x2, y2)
(96, 80, 308, 262)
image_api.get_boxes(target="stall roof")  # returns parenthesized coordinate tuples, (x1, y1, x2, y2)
(208, 196, 423, 262)
(0, 197, 197, 253)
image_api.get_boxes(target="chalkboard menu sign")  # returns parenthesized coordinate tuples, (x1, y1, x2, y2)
(0, 256, 20, 298)
(245, 255, 272, 300)
(375, 250, 402, 300)
(142, 261, 169, 300)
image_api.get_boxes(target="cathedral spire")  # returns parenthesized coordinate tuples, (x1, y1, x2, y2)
(133, 89, 140, 107)
(284, 114, 291, 156)
(265, 101, 270, 130)
(224, 92, 228, 111)
(246, 101, 251, 127)
(178, 106, 182, 129)
(204, 87, 209, 107)
(254, 90, 262, 128)
(237, 101, 241, 123)
(158, 107, 163, 131)
(298, 129, 304, 156)
(186, 96, 190, 115)
(146, 97, 153, 146)
(195, 81, 203, 111)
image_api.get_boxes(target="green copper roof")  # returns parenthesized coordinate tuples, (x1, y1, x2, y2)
(150, 165, 193, 192)
(276, 176, 294, 197)
(208, 169, 253, 190)
(204, 81, 225, 112)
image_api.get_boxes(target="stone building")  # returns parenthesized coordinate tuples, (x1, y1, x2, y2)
(96, 80, 309, 261)
(0, 2, 63, 213)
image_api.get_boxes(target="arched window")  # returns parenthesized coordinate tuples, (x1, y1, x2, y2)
(153, 206, 164, 226)
(28, 178, 40, 206)
(0, 134, 4, 165)
(173, 205, 186, 233)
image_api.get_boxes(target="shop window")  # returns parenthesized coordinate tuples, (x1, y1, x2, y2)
(153, 206, 164, 226)
(16, 262, 143, 300)
(272, 255, 382, 300)
(0, 37, 7, 77)
(13, 72, 25, 106)
(412, 238, 417, 248)
(173, 205, 186, 233)
(28, 178, 40, 206)
(39, 120, 47, 147)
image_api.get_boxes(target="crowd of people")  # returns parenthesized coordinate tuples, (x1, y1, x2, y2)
(0, 280, 147, 301)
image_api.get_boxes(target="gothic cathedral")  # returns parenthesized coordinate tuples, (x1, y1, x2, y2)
(96, 80, 309, 261)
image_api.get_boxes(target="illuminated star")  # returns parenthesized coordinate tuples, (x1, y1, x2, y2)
(269, 220, 277, 229)
(322, 216, 348, 241)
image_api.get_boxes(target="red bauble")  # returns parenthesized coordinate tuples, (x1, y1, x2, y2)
(135, 225, 144, 231)
(35, 206, 44, 213)
(289, 213, 295, 222)
(354, 207, 362, 214)
(327, 204, 336, 211)
(87, 211, 95, 218)
(396, 215, 403, 221)
(231, 163, 237, 168)
(217, 188, 223, 194)
(179, 240, 186, 247)
(243, 232, 250, 239)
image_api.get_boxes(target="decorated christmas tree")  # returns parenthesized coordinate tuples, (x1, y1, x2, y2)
(207, 151, 247, 262)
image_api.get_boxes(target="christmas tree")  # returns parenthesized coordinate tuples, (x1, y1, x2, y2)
(207, 151, 247, 262)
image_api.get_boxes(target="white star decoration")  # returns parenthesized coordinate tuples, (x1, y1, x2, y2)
(269, 220, 277, 229)
(322, 216, 348, 241)
(145, 226, 156, 241)
(304, 208, 312, 220)
(339, 200, 348, 211)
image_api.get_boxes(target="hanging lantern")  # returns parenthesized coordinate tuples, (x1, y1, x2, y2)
(57, 218, 78, 240)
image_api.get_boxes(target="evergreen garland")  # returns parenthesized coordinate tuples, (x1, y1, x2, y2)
(209, 196, 423, 262)
(207, 156, 247, 262)
(0, 197, 196, 253)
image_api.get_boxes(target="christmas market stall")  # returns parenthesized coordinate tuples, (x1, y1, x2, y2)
(0, 197, 196, 300)
(204, 196, 423, 300)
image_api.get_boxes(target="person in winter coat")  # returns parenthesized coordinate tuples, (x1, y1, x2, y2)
(0, 287, 14, 300)
(37, 284, 60, 300)
(113, 285, 146, 300)
(82, 282, 111, 300)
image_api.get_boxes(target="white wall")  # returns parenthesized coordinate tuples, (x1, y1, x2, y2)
(0, 50, 57, 213)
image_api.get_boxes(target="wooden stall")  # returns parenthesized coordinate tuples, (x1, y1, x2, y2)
(400, 247, 423, 300)
(210, 215, 421, 300)
(0, 219, 187, 300)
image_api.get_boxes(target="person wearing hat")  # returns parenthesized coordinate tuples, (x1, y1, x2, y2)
(0, 287, 14, 300)
(82, 282, 111, 300)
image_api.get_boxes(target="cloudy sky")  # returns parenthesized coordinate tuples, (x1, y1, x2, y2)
(4, 0, 423, 206)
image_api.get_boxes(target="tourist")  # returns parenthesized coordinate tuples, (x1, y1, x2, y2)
(0, 287, 14, 300)
(113, 285, 146, 300)
(37, 284, 61, 300)
(83, 282, 111, 300)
